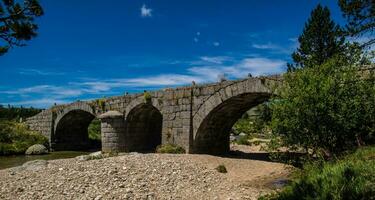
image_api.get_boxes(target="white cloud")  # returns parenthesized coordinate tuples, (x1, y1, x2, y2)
(189, 57, 285, 79)
(1, 98, 68, 108)
(199, 56, 231, 64)
(196, 32, 201, 36)
(2, 56, 286, 108)
(288, 37, 298, 43)
(252, 43, 280, 50)
(213, 42, 220, 47)
(18, 68, 65, 76)
(193, 37, 199, 43)
(141, 4, 152, 17)
(252, 41, 297, 55)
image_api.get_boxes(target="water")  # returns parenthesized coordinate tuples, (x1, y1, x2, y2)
(0, 151, 92, 170)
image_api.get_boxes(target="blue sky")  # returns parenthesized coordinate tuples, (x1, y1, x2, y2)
(0, 0, 346, 108)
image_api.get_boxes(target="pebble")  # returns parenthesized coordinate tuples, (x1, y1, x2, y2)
(0, 153, 273, 200)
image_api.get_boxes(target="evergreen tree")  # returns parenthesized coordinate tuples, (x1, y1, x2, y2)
(288, 4, 346, 70)
(0, 0, 43, 56)
(339, 0, 375, 47)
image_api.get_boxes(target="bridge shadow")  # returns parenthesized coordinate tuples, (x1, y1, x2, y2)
(218, 150, 306, 168)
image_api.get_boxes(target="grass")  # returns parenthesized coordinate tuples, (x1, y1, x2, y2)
(260, 146, 375, 200)
(156, 144, 186, 154)
(0, 120, 49, 155)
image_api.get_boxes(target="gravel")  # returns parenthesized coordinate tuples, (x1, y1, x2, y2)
(0, 150, 289, 200)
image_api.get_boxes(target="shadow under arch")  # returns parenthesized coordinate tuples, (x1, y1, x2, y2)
(53, 109, 96, 150)
(193, 92, 271, 155)
(125, 103, 162, 152)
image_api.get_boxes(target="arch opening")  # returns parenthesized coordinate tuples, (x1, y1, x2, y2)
(193, 93, 271, 155)
(125, 103, 162, 152)
(54, 110, 100, 151)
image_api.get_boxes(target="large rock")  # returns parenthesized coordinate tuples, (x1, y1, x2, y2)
(9, 160, 48, 173)
(76, 151, 103, 162)
(25, 144, 48, 155)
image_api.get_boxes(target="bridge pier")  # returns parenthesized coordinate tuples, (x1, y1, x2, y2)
(99, 111, 126, 153)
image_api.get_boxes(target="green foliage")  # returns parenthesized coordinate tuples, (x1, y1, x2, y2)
(0, 120, 48, 155)
(0, 105, 42, 120)
(339, 0, 375, 47)
(260, 147, 375, 200)
(235, 135, 251, 145)
(156, 144, 185, 154)
(96, 99, 106, 111)
(144, 92, 152, 103)
(0, 0, 43, 55)
(232, 103, 272, 138)
(88, 118, 101, 141)
(270, 57, 375, 157)
(215, 164, 227, 173)
(288, 4, 346, 70)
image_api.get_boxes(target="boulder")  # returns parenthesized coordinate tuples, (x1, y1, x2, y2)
(76, 151, 103, 162)
(9, 160, 48, 173)
(25, 144, 48, 155)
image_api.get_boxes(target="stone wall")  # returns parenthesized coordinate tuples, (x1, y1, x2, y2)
(25, 110, 54, 144)
(26, 76, 280, 153)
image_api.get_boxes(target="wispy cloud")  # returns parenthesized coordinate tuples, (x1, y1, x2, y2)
(213, 42, 220, 47)
(1, 55, 286, 108)
(252, 43, 280, 50)
(140, 4, 152, 17)
(1, 98, 68, 107)
(252, 40, 298, 55)
(199, 56, 232, 64)
(18, 68, 65, 76)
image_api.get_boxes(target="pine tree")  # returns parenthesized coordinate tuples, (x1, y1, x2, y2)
(339, 0, 375, 47)
(288, 4, 346, 70)
(0, 0, 43, 56)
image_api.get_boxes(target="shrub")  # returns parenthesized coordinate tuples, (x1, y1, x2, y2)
(215, 164, 227, 173)
(88, 118, 101, 141)
(260, 147, 375, 200)
(270, 57, 375, 157)
(96, 99, 106, 111)
(235, 135, 251, 145)
(156, 144, 185, 154)
(0, 120, 49, 155)
(144, 92, 152, 103)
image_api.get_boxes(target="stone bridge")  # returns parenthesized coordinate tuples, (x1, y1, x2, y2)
(26, 76, 281, 154)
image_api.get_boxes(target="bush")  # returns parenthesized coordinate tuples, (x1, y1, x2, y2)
(0, 120, 49, 155)
(260, 147, 375, 200)
(232, 103, 272, 138)
(144, 92, 152, 103)
(88, 118, 101, 141)
(270, 58, 375, 157)
(235, 135, 251, 145)
(215, 164, 227, 173)
(156, 144, 185, 154)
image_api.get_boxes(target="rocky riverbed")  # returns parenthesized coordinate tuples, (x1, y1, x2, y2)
(0, 146, 291, 200)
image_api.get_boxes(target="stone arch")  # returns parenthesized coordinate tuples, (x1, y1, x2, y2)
(53, 102, 96, 150)
(124, 94, 163, 117)
(125, 103, 163, 152)
(192, 78, 272, 154)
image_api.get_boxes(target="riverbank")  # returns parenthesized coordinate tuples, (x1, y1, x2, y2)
(0, 151, 93, 169)
(0, 145, 292, 200)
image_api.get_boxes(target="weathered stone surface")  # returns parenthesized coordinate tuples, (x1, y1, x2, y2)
(25, 144, 48, 155)
(26, 76, 280, 154)
(98, 111, 123, 119)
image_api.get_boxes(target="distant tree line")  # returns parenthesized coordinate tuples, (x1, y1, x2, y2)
(0, 105, 42, 120)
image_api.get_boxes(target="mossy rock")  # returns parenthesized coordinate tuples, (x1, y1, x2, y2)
(25, 144, 48, 155)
